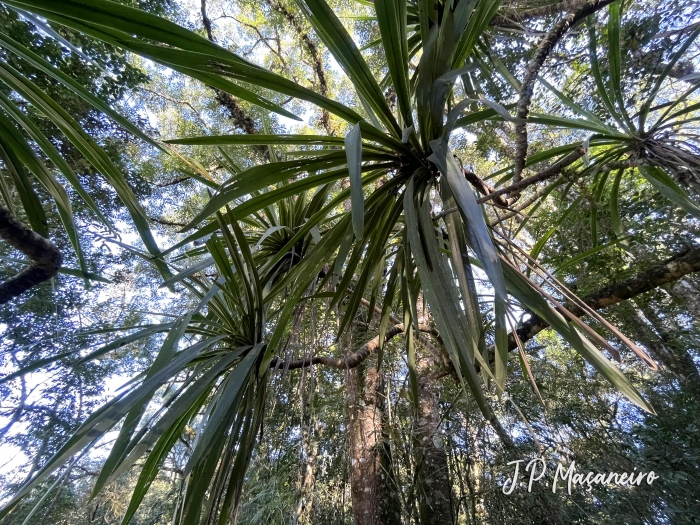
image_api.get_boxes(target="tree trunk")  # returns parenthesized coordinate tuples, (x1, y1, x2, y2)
(345, 326, 401, 525)
(414, 351, 455, 525)
(346, 361, 402, 524)
(412, 291, 457, 524)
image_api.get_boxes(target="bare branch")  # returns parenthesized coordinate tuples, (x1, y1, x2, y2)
(152, 176, 190, 188)
(513, 0, 616, 189)
(149, 217, 189, 228)
(263, 0, 334, 134)
(481, 146, 587, 204)
(512, 246, 700, 350)
(435, 147, 587, 221)
(201, 0, 261, 138)
(269, 322, 438, 371)
(0, 204, 62, 304)
(491, 0, 593, 27)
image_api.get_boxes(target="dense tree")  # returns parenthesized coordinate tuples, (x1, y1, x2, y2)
(1, 0, 699, 524)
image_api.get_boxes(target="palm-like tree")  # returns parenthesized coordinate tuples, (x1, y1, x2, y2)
(1, 0, 699, 522)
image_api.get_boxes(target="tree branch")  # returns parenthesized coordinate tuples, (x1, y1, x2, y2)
(486, 146, 588, 204)
(269, 323, 440, 371)
(491, 0, 594, 28)
(0, 204, 62, 304)
(462, 168, 517, 208)
(149, 217, 189, 228)
(152, 176, 190, 188)
(513, 0, 616, 188)
(201, 0, 261, 138)
(435, 146, 587, 221)
(263, 0, 334, 135)
(270, 324, 405, 370)
(511, 246, 700, 350)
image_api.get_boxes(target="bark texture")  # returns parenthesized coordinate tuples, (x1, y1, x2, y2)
(415, 352, 455, 525)
(511, 246, 700, 350)
(0, 203, 62, 304)
(269, 323, 434, 370)
(513, 0, 616, 186)
(263, 0, 334, 135)
(345, 344, 401, 525)
(201, 0, 267, 152)
(491, 0, 594, 27)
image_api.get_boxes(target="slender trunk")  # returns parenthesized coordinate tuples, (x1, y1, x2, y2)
(292, 415, 320, 524)
(345, 337, 401, 525)
(414, 351, 454, 525)
(293, 362, 320, 525)
(346, 346, 381, 525)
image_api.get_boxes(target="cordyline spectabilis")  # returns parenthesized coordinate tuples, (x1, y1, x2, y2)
(2, 0, 699, 522)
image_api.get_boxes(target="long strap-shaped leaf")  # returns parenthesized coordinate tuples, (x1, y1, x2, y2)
(404, 177, 500, 420)
(0, 31, 163, 151)
(501, 258, 654, 414)
(5, 0, 362, 124)
(638, 165, 700, 219)
(89, 311, 194, 497)
(606, 2, 636, 132)
(428, 138, 507, 301)
(430, 139, 509, 392)
(0, 139, 47, 236)
(293, 0, 401, 136)
(0, 334, 225, 518)
(0, 91, 113, 231)
(0, 110, 88, 276)
(639, 24, 700, 131)
(345, 123, 364, 239)
(374, 0, 412, 128)
(184, 151, 394, 229)
(0, 60, 172, 279)
(4, 0, 263, 66)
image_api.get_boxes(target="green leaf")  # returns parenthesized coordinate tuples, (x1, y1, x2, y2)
(609, 168, 628, 246)
(345, 123, 364, 240)
(587, 19, 626, 131)
(552, 236, 631, 275)
(527, 114, 627, 136)
(185, 344, 263, 476)
(374, 0, 412, 127)
(0, 329, 225, 517)
(294, 0, 400, 135)
(638, 165, 700, 219)
(0, 91, 113, 231)
(0, 31, 162, 151)
(0, 139, 47, 236)
(453, 0, 500, 69)
(429, 139, 507, 302)
(0, 60, 171, 280)
(530, 195, 584, 263)
(404, 177, 498, 422)
(185, 152, 393, 230)
(167, 135, 346, 146)
(5, 1, 361, 124)
(502, 262, 654, 414)
(0, 109, 86, 275)
(607, 3, 635, 132)
(91, 312, 195, 496)
(537, 76, 616, 134)
(639, 24, 700, 130)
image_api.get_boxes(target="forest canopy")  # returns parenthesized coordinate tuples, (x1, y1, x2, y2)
(0, 0, 699, 523)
